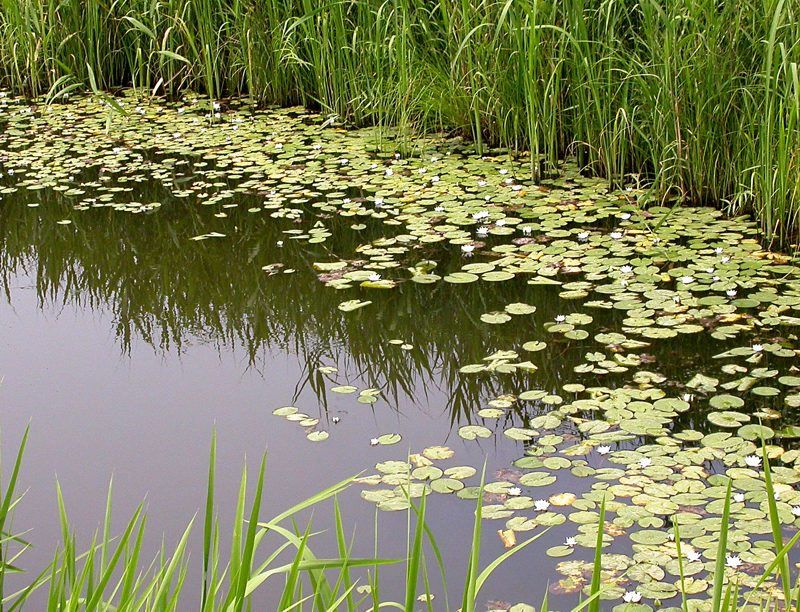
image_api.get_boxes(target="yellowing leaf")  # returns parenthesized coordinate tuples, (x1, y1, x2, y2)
(549, 492, 577, 506)
(422, 446, 455, 460)
(498, 529, 517, 548)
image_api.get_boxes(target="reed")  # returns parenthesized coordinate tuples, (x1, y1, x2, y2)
(1, 0, 798, 243)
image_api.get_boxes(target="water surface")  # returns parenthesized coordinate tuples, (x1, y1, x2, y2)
(1, 91, 800, 609)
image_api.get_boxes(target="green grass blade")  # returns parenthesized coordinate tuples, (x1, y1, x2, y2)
(673, 519, 688, 612)
(460, 462, 486, 612)
(404, 489, 427, 611)
(587, 494, 606, 612)
(761, 441, 792, 604)
(711, 479, 732, 611)
(201, 429, 216, 611)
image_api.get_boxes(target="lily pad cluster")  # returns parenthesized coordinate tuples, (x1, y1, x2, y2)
(2, 89, 800, 610)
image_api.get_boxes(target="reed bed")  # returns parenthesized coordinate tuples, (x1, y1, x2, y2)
(0, 0, 798, 244)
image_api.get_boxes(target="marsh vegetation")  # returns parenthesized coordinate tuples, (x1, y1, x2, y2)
(1, 2, 800, 610)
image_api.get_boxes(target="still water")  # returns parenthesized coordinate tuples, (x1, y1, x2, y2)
(1, 91, 800, 609)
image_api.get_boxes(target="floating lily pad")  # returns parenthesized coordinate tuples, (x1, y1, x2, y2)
(458, 425, 492, 440)
(338, 299, 372, 312)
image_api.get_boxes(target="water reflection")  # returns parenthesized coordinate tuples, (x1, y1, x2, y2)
(3, 137, 800, 609)
(1, 186, 791, 441)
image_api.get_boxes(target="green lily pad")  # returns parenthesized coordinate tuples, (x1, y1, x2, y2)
(338, 299, 372, 312)
(707, 411, 750, 428)
(737, 424, 775, 440)
(709, 394, 745, 409)
(505, 302, 537, 315)
(458, 425, 492, 440)
(481, 312, 513, 324)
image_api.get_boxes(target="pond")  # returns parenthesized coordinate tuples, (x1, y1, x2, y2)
(1, 90, 800, 610)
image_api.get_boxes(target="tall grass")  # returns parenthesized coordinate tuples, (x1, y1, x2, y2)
(0, 0, 798, 243)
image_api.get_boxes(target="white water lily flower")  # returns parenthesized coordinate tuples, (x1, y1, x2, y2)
(714, 247, 724, 254)
(721, 256, 731, 263)
(368, 273, 382, 282)
(331, 416, 340, 424)
(744, 455, 762, 467)
(791, 506, 800, 517)
(339, 158, 349, 165)
(673, 295, 681, 304)
(679, 275, 695, 284)
(370, 438, 380, 446)
(522, 226, 532, 236)
(276, 240, 284, 247)
(477, 227, 489, 237)
(597, 445, 611, 455)
(385, 169, 393, 176)
(418, 167, 427, 174)
(472, 210, 490, 221)
(578, 231, 590, 240)
(620, 279, 629, 287)
(705, 267, 714, 274)
(507, 487, 522, 496)
(620, 212, 631, 219)
(275, 143, 283, 149)
(496, 219, 506, 226)
(374, 197, 384, 207)
(726, 289, 737, 297)
(734, 493, 745, 503)
(499, 168, 508, 175)
(623, 591, 642, 603)
(504, 178, 514, 185)
(565, 536, 577, 547)
(555, 314, 566, 322)
(461, 244, 475, 256)
(434, 206, 445, 212)
(431, 175, 440, 183)
(342, 198, 351, 204)
(682, 393, 694, 402)
(312, 143, 322, 150)
(686, 550, 702, 562)
(610, 231, 622, 240)
(713, 275, 720, 281)
(619, 265, 633, 274)
(512, 184, 523, 191)
(477, 180, 487, 187)
(534, 499, 551, 512)
(752, 343, 764, 352)
(639, 457, 652, 468)
(726, 554, 743, 569)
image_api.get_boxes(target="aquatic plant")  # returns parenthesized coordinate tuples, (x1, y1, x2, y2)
(3, 427, 800, 609)
(0, 0, 798, 244)
(2, 88, 800, 609)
